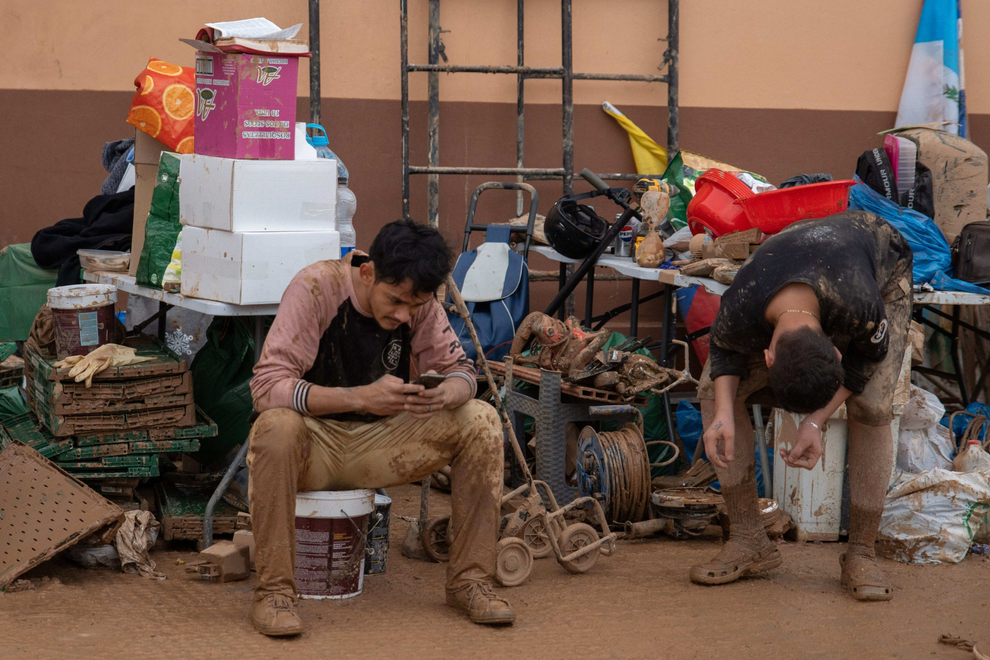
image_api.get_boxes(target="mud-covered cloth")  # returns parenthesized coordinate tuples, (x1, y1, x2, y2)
(250, 252, 476, 423)
(708, 211, 913, 394)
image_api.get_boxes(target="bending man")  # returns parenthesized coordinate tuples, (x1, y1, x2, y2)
(248, 220, 513, 636)
(692, 210, 912, 601)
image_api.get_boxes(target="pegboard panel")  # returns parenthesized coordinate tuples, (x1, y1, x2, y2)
(0, 443, 122, 588)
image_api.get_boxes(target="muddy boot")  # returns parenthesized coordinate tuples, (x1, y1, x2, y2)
(251, 592, 305, 637)
(446, 581, 516, 625)
(690, 481, 781, 585)
(840, 504, 892, 601)
(842, 419, 895, 602)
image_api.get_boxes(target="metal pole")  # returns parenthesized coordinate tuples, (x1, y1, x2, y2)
(308, 0, 321, 125)
(400, 0, 410, 219)
(427, 0, 441, 228)
(561, 0, 576, 317)
(516, 0, 526, 217)
(666, 0, 679, 156)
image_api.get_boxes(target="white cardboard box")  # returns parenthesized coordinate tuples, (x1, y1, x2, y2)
(178, 154, 338, 232)
(180, 227, 340, 305)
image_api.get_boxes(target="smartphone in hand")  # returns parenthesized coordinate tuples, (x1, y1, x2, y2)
(414, 373, 446, 389)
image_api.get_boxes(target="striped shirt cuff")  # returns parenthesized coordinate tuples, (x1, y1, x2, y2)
(293, 380, 313, 415)
(445, 371, 477, 397)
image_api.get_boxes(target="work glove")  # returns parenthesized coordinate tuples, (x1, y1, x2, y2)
(53, 344, 154, 387)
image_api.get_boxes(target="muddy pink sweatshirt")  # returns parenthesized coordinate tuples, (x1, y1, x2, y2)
(251, 253, 476, 421)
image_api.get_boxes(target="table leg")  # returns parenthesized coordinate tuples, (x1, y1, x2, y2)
(630, 279, 640, 336)
(951, 304, 969, 406)
(584, 267, 595, 328)
(254, 316, 266, 364)
(558, 263, 568, 321)
(157, 301, 167, 342)
(659, 284, 677, 455)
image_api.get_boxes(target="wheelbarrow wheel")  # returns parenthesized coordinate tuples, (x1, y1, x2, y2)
(494, 537, 533, 587)
(556, 522, 600, 574)
(421, 516, 451, 563)
(521, 515, 554, 559)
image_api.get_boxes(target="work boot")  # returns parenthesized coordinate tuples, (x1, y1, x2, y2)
(690, 481, 782, 585)
(251, 592, 305, 637)
(446, 581, 516, 625)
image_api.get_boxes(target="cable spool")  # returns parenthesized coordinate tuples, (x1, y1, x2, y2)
(577, 423, 677, 524)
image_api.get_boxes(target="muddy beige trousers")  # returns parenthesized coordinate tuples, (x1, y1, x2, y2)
(246, 399, 503, 602)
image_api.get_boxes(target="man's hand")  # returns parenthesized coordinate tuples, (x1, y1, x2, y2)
(356, 375, 425, 417)
(780, 421, 823, 470)
(403, 371, 472, 419)
(703, 410, 736, 469)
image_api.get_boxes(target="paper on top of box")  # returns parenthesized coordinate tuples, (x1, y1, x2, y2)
(178, 154, 337, 232)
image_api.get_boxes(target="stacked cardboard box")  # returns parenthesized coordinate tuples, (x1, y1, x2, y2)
(15, 335, 219, 504)
(174, 48, 341, 306)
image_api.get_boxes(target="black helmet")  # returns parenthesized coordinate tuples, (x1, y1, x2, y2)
(545, 194, 609, 259)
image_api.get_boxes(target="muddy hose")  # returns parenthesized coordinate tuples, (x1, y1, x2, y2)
(445, 276, 534, 487)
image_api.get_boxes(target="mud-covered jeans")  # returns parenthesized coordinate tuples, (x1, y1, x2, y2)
(246, 399, 503, 601)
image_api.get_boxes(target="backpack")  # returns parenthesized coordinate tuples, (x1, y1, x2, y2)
(447, 225, 529, 363)
(856, 148, 898, 201)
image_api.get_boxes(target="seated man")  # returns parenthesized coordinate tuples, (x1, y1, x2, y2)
(248, 220, 513, 636)
(692, 210, 912, 601)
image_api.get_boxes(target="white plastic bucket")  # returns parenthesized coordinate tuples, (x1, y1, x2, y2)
(294, 489, 375, 599)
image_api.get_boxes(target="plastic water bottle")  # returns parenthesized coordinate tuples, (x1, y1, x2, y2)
(306, 124, 356, 256)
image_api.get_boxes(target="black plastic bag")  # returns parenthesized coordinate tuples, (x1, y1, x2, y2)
(778, 173, 833, 189)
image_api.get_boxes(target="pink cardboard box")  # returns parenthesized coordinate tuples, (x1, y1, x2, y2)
(194, 52, 299, 160)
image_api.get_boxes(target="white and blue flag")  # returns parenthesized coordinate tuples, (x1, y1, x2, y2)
(895, 0, 967, 136)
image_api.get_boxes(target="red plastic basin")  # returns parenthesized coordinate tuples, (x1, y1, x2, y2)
(735, 180, 855, 234)
(686, 169, 755, 237)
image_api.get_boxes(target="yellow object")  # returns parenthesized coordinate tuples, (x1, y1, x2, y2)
(602, 101, 667, 174)
(633, 177, 677, 199)
(603, 101, 750, 174)
(53, 344, 154, 388)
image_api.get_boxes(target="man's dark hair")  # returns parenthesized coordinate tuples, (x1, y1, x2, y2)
(768, 327, 844, 414)
(368, 219, 453, 294)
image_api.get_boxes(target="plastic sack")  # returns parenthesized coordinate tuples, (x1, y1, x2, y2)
(848, 178, 949, 284)
(0, 386, 30, 424)
(878, 468, 990, 563)
(64, 544, 121, 570)
(779, 173, 833, 189)
(897, 385, 955, 473)
(190, 317, 260, 465)
(675, 400, 703, 463)
(135, 153, 182, 289)
(127, 58, 195, 153)
(942, 402, 990, 445)
(115, 510, 165, 579)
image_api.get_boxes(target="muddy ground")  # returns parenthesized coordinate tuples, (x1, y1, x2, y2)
(1, 482, 987, 660)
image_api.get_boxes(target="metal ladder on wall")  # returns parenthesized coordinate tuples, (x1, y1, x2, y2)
(399, 0, 680, 241)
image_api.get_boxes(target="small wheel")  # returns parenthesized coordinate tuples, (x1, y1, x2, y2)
(521, 515, 554, 559)
(421, 516, 451, 563)
(556, 523, 600, 574)
(494, 537, 533, 587)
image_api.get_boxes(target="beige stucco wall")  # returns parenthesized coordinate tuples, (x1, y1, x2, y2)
(3, 0, 989, 112)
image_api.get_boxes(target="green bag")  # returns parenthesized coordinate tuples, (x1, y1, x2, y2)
(190, 317, 261, 466)
(661, 151, 696, 230)
(135, 152, 182, 289)
(0, 244, 58, 341)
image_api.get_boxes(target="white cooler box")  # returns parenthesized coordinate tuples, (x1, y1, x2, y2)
(178, 154, 338, 232)
(181, 227, 340, 305)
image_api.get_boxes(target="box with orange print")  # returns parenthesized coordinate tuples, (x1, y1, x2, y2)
(193, 51, 300, 160)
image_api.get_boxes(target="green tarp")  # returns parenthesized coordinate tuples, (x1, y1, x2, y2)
(0, 244, 57, 341)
